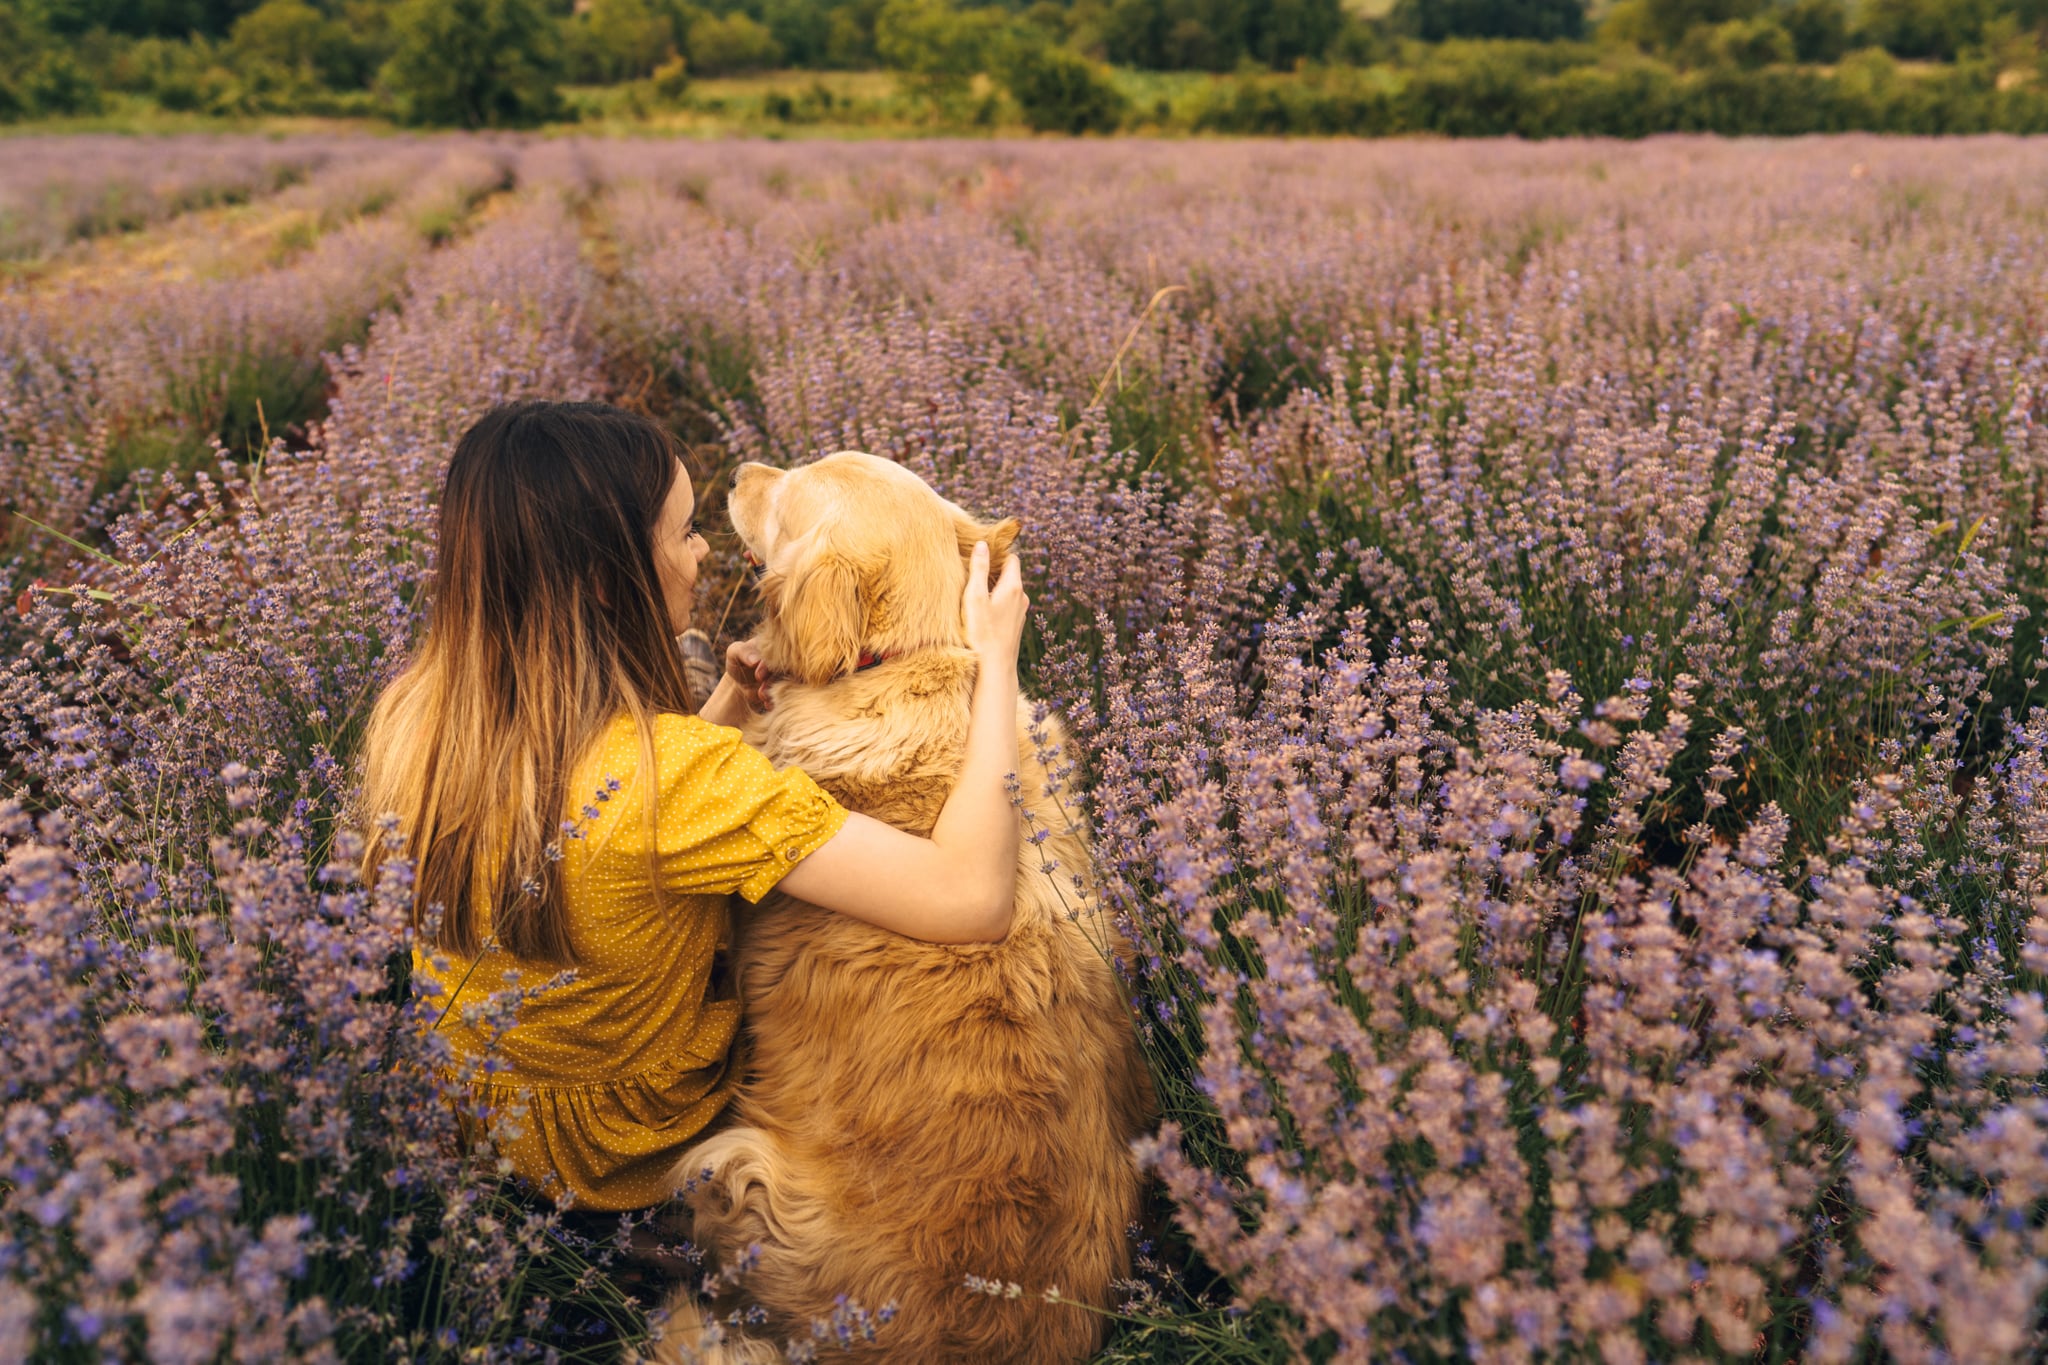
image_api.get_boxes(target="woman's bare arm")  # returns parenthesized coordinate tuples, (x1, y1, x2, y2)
(697, 666, 756, 730)
(775, 543, 1026, 943)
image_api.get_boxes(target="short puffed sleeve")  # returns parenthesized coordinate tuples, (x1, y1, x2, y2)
(648, 713, 849, 903)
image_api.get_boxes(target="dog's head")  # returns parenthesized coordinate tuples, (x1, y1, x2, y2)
(727, 453, 1019, 686)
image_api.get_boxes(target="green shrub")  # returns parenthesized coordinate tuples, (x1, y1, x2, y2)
(821, 5, 876, 66)
(1781, 0, 1850, 62)
(1099, 0, 1344, 71)
(1520, 56, 1677, 136)
(1634, 0, 1765, 50)
(686, 11, 783, 76)
(755, 0, 839, 67)
(999, 40, 1126, 132)
(1675, 15, 1795, 70)
(106, 34, 214, 101)
(874, 0, 1004, 88)
(1189, 66, 1397, 134)
(563, 0, 678, 82)
(23, 51, 105, 116)
(1393, 0, 1586, 42)
(1176, 33, 2048, 139)
(228, 0, 332, 78)
(380, 0, 563, 127)
(648, 50, 690, 102)
(151, 61, 244, 113)
(1857, 0, 1993, 62)
(1674, 60, 1830, 130)
(1399, 60, 1530, 133)
(2, 5, 91, 120)
(1396, 39, 1599, 134)
(1246, 0, 1346, 68)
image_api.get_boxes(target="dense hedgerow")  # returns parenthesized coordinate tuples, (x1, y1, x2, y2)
(3, 136, 2047, 1362)
(1190, 49, 2048, 137)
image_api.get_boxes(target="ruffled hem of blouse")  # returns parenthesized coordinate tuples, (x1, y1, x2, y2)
(450, 1030, 730, 1099)
(453, 1047, 736, 1211)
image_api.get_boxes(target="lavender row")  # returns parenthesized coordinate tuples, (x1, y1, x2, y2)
(0, 143, 519, 560)
(2, 195, 615, 1362)
(0, 134, 359, 263)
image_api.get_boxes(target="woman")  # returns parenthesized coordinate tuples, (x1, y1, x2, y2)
(357, 400, 1027, 1213)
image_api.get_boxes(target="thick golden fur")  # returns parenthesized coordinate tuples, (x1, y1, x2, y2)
(655, 453, 1152, 1364)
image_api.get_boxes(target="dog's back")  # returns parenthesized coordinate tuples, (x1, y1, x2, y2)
(673, 649, 1150, 1362)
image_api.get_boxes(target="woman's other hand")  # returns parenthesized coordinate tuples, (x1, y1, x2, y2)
(781, 541, 1030, 944)
(963, 542, 1028, 667)
(726, 640, 776, 712)
(698, 640, 776, 728)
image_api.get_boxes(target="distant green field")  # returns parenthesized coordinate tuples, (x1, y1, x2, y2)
(0, 102, 397, 138)
(564, 68, 1225, 138)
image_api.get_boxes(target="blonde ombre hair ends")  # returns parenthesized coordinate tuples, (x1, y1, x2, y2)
(357, 402, 697, 968)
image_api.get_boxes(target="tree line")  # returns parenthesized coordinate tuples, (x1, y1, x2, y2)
(7, 0, 2048, 131)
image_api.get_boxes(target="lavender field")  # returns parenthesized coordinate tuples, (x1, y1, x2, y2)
(4, 132, 2048, 1363)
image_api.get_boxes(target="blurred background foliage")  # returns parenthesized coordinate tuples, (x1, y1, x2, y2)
(8, 2, 2048, 138)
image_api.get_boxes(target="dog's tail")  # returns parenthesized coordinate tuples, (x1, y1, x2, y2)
(658, 1125, 843, 1361)
(635, 1311, 787, 1365)
(678, 1124, 833, 1254)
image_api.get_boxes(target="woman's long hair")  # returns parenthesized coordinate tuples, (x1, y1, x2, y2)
(358, 401, 697, 967)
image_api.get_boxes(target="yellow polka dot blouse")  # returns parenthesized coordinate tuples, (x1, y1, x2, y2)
(413, 711, 848, 1212)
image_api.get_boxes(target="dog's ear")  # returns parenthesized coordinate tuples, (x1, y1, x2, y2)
(776, 550, 865, 685)
(955, 516, 1021, 582)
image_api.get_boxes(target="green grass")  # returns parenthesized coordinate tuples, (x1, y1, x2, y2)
(561, 70, 945, 138)
(561, 67, 1276, 139)
(1103, 70, 1219, 128)
(0, 94, 401, 138)
(97, 336, 358, 505)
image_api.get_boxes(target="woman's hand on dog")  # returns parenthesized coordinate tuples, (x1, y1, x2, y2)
(963, 542, 1029, 668)
(771, 541, 1028, 944)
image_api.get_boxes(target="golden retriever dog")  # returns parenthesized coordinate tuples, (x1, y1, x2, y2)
(654, 452, 1152, 1364)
